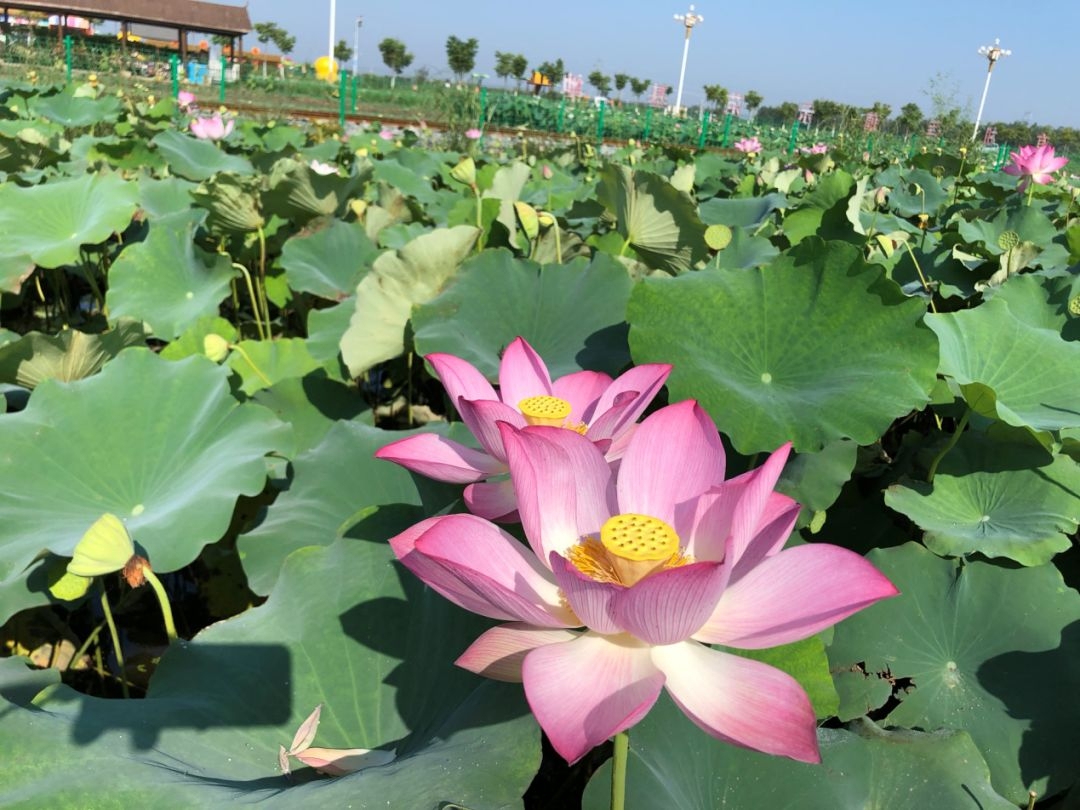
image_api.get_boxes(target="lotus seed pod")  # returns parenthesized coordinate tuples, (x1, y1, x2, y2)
(203, 333, 231, 363)
(1068, 295, 1080, 318)
(704, 224, 733, 251)
(997, 230, 1020, 251)
(450, 156, 476, 187)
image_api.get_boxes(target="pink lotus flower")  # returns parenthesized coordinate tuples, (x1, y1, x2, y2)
(378, 128, 395, 141)
(465, 127, 483, 140)
(189, 114, 233, 141)
(733, 136, 762, 155)
(800, 142, 828, 155)
(388, 402, 899, 764)
(177, 90, 196, 109)
(375, 337, 670, 521)
(1003, 144, 1069, 190)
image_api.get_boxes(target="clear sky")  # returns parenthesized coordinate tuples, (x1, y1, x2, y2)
(242, 0, 1080, 128)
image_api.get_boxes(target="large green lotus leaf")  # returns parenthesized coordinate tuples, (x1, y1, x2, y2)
(262, 157, 364, 224)
(883, 167, 948, 218)
(340, 225, 480, 377)
(885, 434, 1080, 565)
(776, 438, 858, 525)
(990, 272, 1080, 339)
(136, 175, 198, 218)
(629, 239, 938, 453)
(0, 538, 539, 808)
(372, 157, 444, 206)
(0, 321, 146, 389)
(226, 338, 323, 396)
(306, 298, 354, 367)
(279, 217, 379, 300)
(713, 225, 780, 270)
(238, 421, 464, 594)
(699, 192, 786, 229)
(781, 169, 854, 245)
(0, 349, 290, 596)
(582, 701, 1013, 810)
(958, 203, 1059, 255)
(828, 542, 1080, 804)
(722, 635, 839, 720)
(0, 253, 34, 294)
(106, 211, 236, 339)
(927, 289, 1080, 431)
(151, 129, 254, 181)
(29, 90, 122, 127)
(412, 250, 634, 379)
(249, 372, 372, 456)
(0, 172, 138, 268)
(159, 315, 237, 361)
(595, 163, 708, 274)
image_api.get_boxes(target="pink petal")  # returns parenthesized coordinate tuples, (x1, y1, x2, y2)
(726, 495, 800, 583)
(428, 352, 497, 405)
(498, 337, 553, 408)
(613, 561, 726, 644)
(694, 544, 899, 648)
(414, 514, 577, 627)
(587, 364, 672, 440)
(294, 746, 396, 775)
(549, 553, 621, 634)
(456, 622, 578, 681)
(457, 398, 524, 460)
(617, 401, 726, 523)
(652, 641, 819, 763)
(374, 433, 504, 483)
(552, 370, 613, 424)
(463, 478, 519, 521)
(500, 423, 616, 563)
(288, 704, 322, 754)
(523, 632, 664, 764)
(726, 443, 792, 567)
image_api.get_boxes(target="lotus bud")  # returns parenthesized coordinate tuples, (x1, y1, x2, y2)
(87, 73, 98, 86)
(147, 94, 156, 105)
(355, 147, 369, 158)
(541, 164, 553, 180)
(203, 333, 231, 363)
(538, 211, 556, 228)
(349, 199, 368, 220)
(68, 513, 136, 578)
(450, 156, 477, 187)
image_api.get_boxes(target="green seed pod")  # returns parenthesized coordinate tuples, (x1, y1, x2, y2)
(997, 230, 1020, 251)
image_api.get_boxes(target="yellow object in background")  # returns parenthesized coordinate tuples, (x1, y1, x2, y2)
(314, 56, 338, 82)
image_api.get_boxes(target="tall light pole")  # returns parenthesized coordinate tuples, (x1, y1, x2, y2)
(327, 0, 337, 66)
(353, 16, 362, 75)
(972, 38, 1011, 142)
(672, 4, 704, 117)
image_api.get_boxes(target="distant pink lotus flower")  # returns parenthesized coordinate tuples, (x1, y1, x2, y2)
(389, 401, 899, 764)
(189, 114, 233, 140)
(177, 90, 196, 109)
(733, 137, 762, 155)
(1003, 144, 1069, 190)
(378, 128, 395, 141)
(541, 164, 554, 180)
(801, 142, 828, 155)
(375, 337, 670, 521)
(309, 159, 337, 176)
(465, 127, 483, 140)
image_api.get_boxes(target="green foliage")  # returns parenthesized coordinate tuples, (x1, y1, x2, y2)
(252, 20, 296, 55)
(377, 37, 413, 86)
(587, 69, 612, 98)
(445, 34, 479, 81)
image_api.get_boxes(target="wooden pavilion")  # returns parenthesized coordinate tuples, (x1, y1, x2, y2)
(0, 0, 251, 63)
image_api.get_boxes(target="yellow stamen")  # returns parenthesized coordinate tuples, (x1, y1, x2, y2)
(519, 395, 573, 427)
(568, 514, 689, 587)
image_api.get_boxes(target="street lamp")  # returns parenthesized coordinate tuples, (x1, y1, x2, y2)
(327, 0, 336, 67)
(353, 16, 362, 75)
(971, 38, 1011, 142)
(672, 4, 704, 117)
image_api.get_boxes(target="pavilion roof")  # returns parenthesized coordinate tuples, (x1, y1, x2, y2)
(4, 0, 251, 36)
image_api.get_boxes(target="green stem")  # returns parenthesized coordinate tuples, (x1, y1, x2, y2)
(951, 151, 968, 206)
(230, 342, 273, 388)
(1026, 181, 1035, 207)
(927, 409, 970, 484)
(257, 226, 272, 333)
(553, 220, 563, 265)
(902, 241, 937, 314)
(68, 620, 105, 670)
(140, 565, 178, 643)
(99, 582, 130, 699)
(611, 730, 629, 810)
(232, 262, 267, 340)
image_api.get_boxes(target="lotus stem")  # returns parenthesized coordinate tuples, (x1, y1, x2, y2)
(611, 730, 629, 810)
(140, 565, 178, 643)
(927, 409, 969, 484)
(229, 342, 274, 388)
(257, 226, 272, 333)
(901, 241, 937, 314)
(232, 262, 267, 341)
(1026, 181, 1035, 208)
(553, 221, 563, 265)
(68, 620, 105, 672)
(99, 582, 130, 699)
(1027, 791, 1038, 810)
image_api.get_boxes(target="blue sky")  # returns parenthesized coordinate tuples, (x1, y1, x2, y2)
(244, 0, 1079, 128)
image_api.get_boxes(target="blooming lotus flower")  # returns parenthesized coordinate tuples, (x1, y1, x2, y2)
(800, 142, 828, 155)
(375, 337, 671, 521)
(733, 136, 762, 155)
(1003, 144, 1068, 190)
(309, 159, 338, 176)
(378, 128, 395, 141)
(177, 90, 196, 109)
(190, 114, 234, 141)
(465, 127, 483, 140)
(388, 402, 899, 764)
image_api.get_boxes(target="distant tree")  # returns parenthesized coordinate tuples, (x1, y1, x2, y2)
(870, 101, 892, 122)
(812, 98, 848, 129)
(334, 39, 353, 64)
(614, 72, 630, 100)
(446, 35, 479, 82)
(629, 77, 651, 101)
(253, 21, 295, 55)
(744, 90, 762, 118)
(378, 38, 414, 89)
(588, 70, 612, 98)
(510, 53, 528, 89)
(777, 101, 799, 122)
(898, 102, 923, 135)
(536, 59, 566, 84)
(703, 84, 728, 111)
(494, 51, 516, 86)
